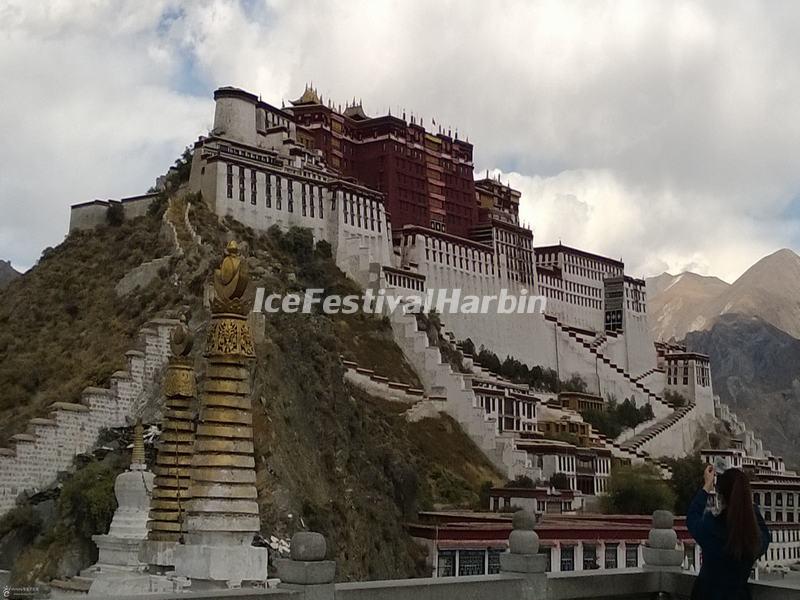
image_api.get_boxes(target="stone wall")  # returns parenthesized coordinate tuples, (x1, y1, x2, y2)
(68, 193, 161, 232)
(0, 320, 177, 517)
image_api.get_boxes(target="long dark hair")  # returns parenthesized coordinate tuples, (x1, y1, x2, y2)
(717, 468, 761, 560)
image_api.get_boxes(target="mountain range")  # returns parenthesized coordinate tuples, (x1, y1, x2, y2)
(0, 260, 20, 289)
(646, 248, 800, 341)
(646, 248, 800, 466)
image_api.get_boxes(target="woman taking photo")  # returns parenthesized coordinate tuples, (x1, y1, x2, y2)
(687, 465, 770, 600)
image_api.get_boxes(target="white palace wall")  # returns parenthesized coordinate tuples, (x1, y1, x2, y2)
(395, 230, 558, 370)
(0, 321, 176, 518)
(190, 139, 392, 288)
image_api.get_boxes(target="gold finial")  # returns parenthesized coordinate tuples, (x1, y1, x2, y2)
(170, 315, 194, 358)
(211, 240, 250, 315)
(205, 241, 256, 357)
(132, 418, 145, 467)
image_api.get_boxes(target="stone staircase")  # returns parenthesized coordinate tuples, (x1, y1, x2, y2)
(590, 431, 672, 478)
(589, 333, 608, 350)
(619, 405, 696, 453)
(387, 304, 531, 479)
(0, 320, 177, 518)
(545, 315, 674, 414)
(632, 367, 663, 383)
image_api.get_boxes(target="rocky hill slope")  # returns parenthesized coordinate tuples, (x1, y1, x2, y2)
(0, 260, 21, 289)
(646, 248, 800, 341)
(685, 314, 800, 468)
(0, 190, 501, 585)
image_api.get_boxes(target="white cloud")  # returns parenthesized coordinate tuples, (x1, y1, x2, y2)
(1, 0, 798, 280)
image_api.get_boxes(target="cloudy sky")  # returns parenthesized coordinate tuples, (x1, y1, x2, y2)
(2, 0, 799, 281)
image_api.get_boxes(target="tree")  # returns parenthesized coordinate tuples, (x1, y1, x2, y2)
(106, 203, 124, 226)
(461, 338, 476, 356)
(561, 374, 588, 393)
(506, 475, 536, 488)
(550, 472, 571, 491)
(664, 454, 706, 515)
(602, 463, 676, 515)
(665, 390, 688, 407)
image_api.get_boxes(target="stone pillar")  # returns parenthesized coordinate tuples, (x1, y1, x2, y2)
(500, 510, 547, 596)
(143, 319, 197, 569)
(173, 241, 268, 587)
(642, 510, 683, 569)
(276, 532, 336, 600)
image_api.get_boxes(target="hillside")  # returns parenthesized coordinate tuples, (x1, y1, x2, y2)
(647, 248, 800, 341)
(0, 260, 21, 289)
(0, 190, 501, 584)
(0, 206, 178, 443)
(685, 314, 800, 468)
(645, 272, 730, 341)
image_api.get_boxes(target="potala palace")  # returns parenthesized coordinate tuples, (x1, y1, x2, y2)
(3, 85, 798, 595)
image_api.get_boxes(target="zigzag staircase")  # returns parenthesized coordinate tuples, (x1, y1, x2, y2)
(544, 315, 674, 414)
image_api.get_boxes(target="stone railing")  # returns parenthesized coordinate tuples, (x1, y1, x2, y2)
(108, 566, 798, 600)
(107, 510, 800, 600)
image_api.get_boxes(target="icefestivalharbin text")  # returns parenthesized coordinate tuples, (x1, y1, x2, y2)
(252, 288, 547, 315)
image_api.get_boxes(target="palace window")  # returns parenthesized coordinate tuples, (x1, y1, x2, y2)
(458, 550, 486, 576)
(560, 546, 575, 572)
(583, 544, 599, 570)
(239, 166, 245, 202)
(250, 171, 257, 205)
(437, 551, 456, 577)
(309, 186, 315, 217)
(265, 174, 271, 207)
(301, 184, 307, 216)
(226, 164, 233, 199)
(287, 180, 294, 212)
(625, 544, 639, 568)
(488, 549, 502, 575)
(318, 186, 324, 218)
(276, 176, 282, 210)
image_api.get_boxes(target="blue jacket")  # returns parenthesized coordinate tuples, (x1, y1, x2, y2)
(687, 489, 770, 600)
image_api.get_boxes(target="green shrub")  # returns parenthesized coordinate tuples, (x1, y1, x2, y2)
(581, 398, 654, 439)
(106, 203, 124, 226)
(550, 472, 571, 490)
(665, 390, 688, 407)
(602, 463, 676, 514)
(58, 459, 121, 539)
(506, 475, 536, 488)
(0, 504, 42, 540)
(663, 454, 706, 515)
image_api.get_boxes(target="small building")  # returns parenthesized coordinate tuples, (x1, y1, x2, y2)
(664, 352, 714, 412)
(559, 391, 604, 413)
(488, 486, 578, 515)
(408, 511, 698, 578)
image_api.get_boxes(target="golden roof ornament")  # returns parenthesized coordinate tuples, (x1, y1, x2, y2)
(170, 315, 194, 359)
(206, 241, 255, 358)
(211, 240, 250, 316)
